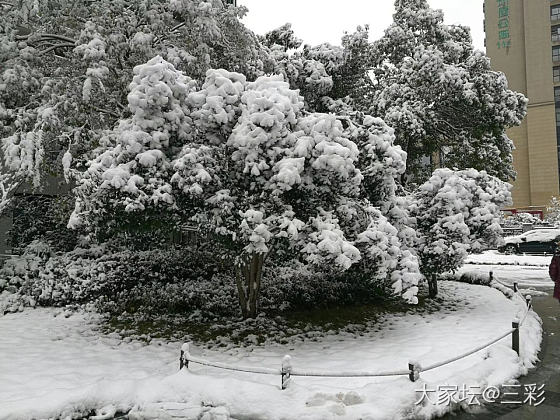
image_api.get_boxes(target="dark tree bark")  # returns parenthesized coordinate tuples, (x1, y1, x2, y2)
(235, 253, 265, 318)
(428, 273, 438, 298)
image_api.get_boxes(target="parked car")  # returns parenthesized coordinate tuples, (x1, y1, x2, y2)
(498, 229, 560, 254)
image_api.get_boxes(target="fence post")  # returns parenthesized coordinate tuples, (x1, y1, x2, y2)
(281, 355, 292, 390)
(513, 282, 518, 293)
(180, 343, 190, 370)
(408, 361, 420, 382)
(525, 295, 532, 310)
(512, 319, 520, 356)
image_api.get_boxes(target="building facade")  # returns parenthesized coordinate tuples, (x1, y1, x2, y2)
(484, 0, 560, 213)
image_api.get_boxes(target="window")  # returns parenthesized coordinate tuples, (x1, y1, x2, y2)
(553, 46, 560, 62)
(552, 5, 560, 20)
(555, 87, 560, 103)
(555, 67, 560, 83)
(553, 25, 560, 42)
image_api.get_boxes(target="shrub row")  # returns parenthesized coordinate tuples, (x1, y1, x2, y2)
(0, 241, 391, 318)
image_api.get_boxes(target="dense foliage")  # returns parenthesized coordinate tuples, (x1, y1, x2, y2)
(7, 193, 77, 252)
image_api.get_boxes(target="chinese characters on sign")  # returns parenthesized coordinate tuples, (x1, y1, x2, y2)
(415, 383, 546, 406)
(497, 0, 511, 50)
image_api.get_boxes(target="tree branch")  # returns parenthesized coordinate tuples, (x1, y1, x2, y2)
(92, 106, 121, 119)
(39, 43, 76, 56)
(0, 175, 23, 217)
(37, 34, 77, 44)
(170, 22, 186, 33)
(17, 33, 77, 44)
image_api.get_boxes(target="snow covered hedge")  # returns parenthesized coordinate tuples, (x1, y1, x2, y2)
(501, 211, 545, 228)
(0, 244, 232, 314)
(1, 242, 402, 318)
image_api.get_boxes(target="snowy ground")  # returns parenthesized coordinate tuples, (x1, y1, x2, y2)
(0, 280, 541, 420)
(465, 250, 551, 267)
(460, 250, 554, 288)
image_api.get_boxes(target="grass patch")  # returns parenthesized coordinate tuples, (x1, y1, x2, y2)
(99, 286, 461, 350)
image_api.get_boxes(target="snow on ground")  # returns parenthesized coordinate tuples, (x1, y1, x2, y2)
(459, 251, 556, 290)
(0, 281, 541, 420)
(458, 264, 553, 288)
(465, 250, 551, 267)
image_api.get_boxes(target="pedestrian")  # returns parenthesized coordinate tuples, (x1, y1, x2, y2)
(548, 245, 560, 303)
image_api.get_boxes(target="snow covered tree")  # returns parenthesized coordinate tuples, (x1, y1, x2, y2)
(261, 23, 335, 111)
(546, 197, 560, 226)
(412, 168, 511, 296)
(70, 56, 421, 317)
(261, 23, 302, 51)
(0, 0, 271, 201)
(254, 16, 522, 295)
(368, 0, 527, 184)
(68, 56, 198, 240)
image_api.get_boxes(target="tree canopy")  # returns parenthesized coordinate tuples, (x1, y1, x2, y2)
(0, 0, 271, 211)
(369, 0, 526, 184)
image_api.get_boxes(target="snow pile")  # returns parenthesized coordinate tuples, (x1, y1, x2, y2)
(0, 281, 541, 420)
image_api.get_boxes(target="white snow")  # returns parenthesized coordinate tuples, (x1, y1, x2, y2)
(461, 252, 555, 288)
(0, 281, 541, 420)
(465, 250, 551, 267)
(459, 265, 553, 289)
(503, 229, 560, 245)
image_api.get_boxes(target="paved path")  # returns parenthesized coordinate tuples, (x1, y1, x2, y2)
(443, 293, 560, 419)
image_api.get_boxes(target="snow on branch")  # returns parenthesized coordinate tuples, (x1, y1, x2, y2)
(0, 173, 22, 216)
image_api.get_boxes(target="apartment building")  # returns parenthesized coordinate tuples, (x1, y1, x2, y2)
(484, 0, 560, 214)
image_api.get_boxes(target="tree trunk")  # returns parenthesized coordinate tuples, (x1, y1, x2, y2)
(235, 253, 265, 318)
(428, 274, 438, 298)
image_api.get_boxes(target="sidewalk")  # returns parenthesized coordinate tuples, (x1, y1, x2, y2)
(445, 294, 560, 419)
